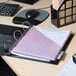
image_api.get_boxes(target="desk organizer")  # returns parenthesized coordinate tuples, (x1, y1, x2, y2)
(51, 0, 76, 27)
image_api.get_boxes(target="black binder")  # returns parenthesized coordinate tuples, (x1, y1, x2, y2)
(13, 0, 39, 4)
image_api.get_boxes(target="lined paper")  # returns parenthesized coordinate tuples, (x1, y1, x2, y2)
(11, 26, 71, 61)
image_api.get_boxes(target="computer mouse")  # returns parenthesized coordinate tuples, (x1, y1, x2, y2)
(26, 9, 40, 19)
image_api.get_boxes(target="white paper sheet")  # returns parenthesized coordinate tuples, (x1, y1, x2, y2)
(57, 57, 76, 76)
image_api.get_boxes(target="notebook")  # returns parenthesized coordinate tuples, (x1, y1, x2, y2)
(57, 56, 76, 76)
(9, 26, 71, 63)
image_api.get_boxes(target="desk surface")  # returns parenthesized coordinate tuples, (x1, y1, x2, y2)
(1, 0, 76, 76)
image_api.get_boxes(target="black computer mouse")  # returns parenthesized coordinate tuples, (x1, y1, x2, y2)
(26, 9, 40, 19)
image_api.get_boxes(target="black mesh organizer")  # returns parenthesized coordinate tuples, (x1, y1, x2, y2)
(51, 0, 76, 27)
(0, 24, 73, 65)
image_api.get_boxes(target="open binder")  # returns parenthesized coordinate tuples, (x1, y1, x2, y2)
(51, 0, 76, 27)
(8, 26, 72, 64)
(0, 24, 72, 64)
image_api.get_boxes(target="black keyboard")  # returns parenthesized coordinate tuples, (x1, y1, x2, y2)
(0, 3, 21, 16)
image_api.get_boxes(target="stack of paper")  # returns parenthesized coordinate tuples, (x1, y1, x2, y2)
(9, 26, 71, 63)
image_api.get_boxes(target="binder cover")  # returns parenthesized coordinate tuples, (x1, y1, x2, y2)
(0, 57, 17, 76)
(0, 24, 25, 55)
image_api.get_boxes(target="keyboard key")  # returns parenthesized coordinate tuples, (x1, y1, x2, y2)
(0, 3, 21, 16)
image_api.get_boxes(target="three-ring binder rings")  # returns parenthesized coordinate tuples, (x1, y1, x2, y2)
(57, 55, 76, 76)
(51, 0, 76, 27)
(9, 26, 71, 64)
